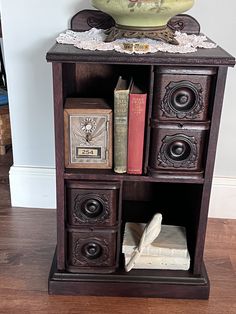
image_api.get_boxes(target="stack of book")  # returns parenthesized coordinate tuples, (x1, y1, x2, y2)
(114, 76, 147, 175)
(122, 222, 190, 270)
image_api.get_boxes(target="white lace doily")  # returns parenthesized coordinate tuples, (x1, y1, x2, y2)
(56, 28, 217, 54)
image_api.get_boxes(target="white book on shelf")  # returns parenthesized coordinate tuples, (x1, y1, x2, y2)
(122, 223, 189, 258)
(124, 252, 190, 270)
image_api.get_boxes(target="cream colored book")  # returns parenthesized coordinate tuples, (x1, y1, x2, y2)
(124, 252, 190, 270)
(122, 223, 188, 258)
(114, 76, 133, 174)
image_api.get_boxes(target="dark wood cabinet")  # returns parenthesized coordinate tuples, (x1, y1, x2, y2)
(46, 10, 235, 299)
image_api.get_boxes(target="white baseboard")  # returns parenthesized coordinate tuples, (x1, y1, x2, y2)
(9, 166, 56, 209)
(209, 177, 236, 219)
(8, 166, 236, 218)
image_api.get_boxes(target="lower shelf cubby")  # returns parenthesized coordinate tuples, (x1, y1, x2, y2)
(121, 181, 204, 273)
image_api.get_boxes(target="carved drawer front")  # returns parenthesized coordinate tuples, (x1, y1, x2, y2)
(67, 229, 117, 273)
(148, 121, 209, 177)
(67, 181, 119, 227)
(153, 67, 216, 121)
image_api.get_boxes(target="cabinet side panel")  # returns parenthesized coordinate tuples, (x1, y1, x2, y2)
(193, 67, 228, 274)
(52, 63, 66, 270)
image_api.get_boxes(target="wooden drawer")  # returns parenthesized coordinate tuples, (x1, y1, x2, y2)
(66, 181, 119, 227)
(152, 67, 216, 121)
(148, 121, 209, 178)
(67, 229, 118, 273)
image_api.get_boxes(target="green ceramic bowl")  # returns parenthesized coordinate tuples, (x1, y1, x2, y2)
(92, 0, 195, 28)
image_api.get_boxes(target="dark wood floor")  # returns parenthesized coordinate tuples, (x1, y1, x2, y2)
(0, 152, 236, 313)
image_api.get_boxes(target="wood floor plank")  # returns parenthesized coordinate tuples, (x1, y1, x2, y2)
(0, 184, 11, 208)
(0, 292, 149, 314)
(148, 299, 236, 314)
(230, 254, 236, 274)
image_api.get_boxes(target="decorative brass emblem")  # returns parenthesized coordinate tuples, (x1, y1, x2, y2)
(123, 42, 150, 53)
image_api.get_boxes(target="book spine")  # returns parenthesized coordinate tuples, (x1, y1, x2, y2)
(114, 90, 130, 173)
(124, 254, 190, 270)
(122, 246, 187, 258)
(124, 254, 190, 264)
(127, 93, 147, 174)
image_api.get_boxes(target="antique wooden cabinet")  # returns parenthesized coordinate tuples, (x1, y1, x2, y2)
(46, 10, 235, 299)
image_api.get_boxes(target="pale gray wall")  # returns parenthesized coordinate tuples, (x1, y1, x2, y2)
(0, 0, 91, 168)
(189, 1, 236, 177)
(1, 0, 235, 177)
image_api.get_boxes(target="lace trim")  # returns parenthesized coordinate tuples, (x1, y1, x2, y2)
(56, 28, 217, 54)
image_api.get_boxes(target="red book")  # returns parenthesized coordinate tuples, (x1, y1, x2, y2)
(127, 84, 147, 175)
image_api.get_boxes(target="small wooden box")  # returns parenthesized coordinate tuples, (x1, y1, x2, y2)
(64, 98, 112, 169)
(148, 120, 209, 178)
(67, 229, 118, 273)
(152, 67, 215, 121)
(66, 181, 119, 227)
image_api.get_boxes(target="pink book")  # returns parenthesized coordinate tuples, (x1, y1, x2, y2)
(127, 84, 147, 175)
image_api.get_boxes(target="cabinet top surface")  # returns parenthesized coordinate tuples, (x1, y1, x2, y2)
(46, 40, 235, 67)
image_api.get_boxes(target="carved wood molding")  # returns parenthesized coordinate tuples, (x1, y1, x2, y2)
(71, 9, 115, 32)
(168, 14, 200, 35)
(71, 10, 200, 35)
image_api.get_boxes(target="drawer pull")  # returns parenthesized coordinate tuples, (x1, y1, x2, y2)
(82, 242, 103, 260)
(158, 134, 197, 168)
(73, 193, 110, 224)
(167, 140, 191, 161)
(162, 80, 203, 119)
(70, 235, 112, 267)
(81, 199, 103, 218)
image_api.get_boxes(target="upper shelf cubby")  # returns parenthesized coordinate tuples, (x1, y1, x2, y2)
(60, 63, 152, 101)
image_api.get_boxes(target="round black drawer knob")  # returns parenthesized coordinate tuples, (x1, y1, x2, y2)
(82, 242, 103, 260)
(157, 134, 197, 168)
(81, 199, 103, 218)
(171, 87, 196, 112)
(167, 140, 191, 161)
(162, 80, 204, 120)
